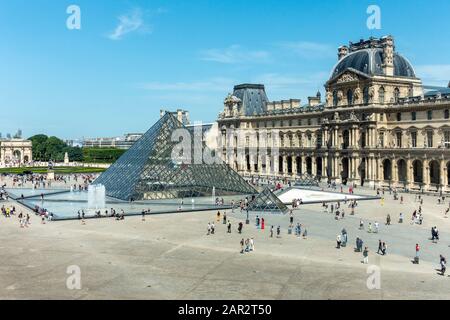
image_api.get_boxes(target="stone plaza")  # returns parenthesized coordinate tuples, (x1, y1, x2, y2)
(1, 177, 450, 299)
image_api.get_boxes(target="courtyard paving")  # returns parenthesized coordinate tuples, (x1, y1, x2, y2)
(1, 182, 450, 299)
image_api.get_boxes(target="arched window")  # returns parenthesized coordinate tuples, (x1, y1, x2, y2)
(363, 87, 369, 104)
(347, 89, 353, 106)
(394, 88, 400, 103)
(378, 87, 385, 104)
(333, 90, 338, 107)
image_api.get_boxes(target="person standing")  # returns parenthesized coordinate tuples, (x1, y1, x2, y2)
(141, 210, 146, 222)
(207, 223, 211, 235)
(238, 222, 243, 234)
(336, 234, 342, 249)
(227, 221, 232, 233)
(386, 214, 391, 225)
(270, 226, 274, 238)
(276, 226, 281, 238)
(261, 218, 265, 230)
(363, 247, 369, 264)
(374, 221, 379, 233)
(223, 212, 227, 224)
(382, 242, 387, 255)
(368, 222, 372, 233)
(415, 243, 420, 263)
(240, 239, 244, 254)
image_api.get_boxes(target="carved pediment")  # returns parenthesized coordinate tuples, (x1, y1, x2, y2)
(336, 72, 359, 83)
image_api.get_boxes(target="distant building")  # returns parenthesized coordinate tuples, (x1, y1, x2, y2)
(0, 138, 33, 166)
(84, 109, 214, 150)
(83, 133, 143, 150)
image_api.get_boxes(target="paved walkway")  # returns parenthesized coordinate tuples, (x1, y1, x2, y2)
(0, 187, 449, 299)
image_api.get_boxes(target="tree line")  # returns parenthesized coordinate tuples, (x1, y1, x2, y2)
(28, 135, 125, 163)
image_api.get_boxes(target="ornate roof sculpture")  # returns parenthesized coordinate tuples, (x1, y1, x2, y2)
(247, 186, 289, 214)
(95, 112, 257, 201)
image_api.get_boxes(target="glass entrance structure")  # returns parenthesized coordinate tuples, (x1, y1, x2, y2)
(247, 187, 289, 214)
(95, 112, 257, 201)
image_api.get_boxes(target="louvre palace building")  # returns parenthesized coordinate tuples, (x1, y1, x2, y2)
(217, 36, 450, 191)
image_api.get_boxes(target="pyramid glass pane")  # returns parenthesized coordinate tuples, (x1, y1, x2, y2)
(294, 174, 320, 188)
(247, 187, 288, 214)
(95, 113, 257, 201)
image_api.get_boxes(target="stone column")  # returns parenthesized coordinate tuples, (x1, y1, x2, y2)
(406, 158, 413, 188)
(423, 159, 429, 189)
(440, 159, 446, 187)
(293, 156, 298, 176)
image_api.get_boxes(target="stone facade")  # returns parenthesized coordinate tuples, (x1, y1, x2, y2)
(0, 139, 33, 166)
(217, 36, 450, 192)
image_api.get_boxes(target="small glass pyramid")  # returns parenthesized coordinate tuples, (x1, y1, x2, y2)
(247, 186, 289, 214)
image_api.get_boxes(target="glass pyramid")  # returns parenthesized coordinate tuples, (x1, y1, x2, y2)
(247, 186, 289, 214)
(294, 174, 320, 188)
(94, 112, 257, 201)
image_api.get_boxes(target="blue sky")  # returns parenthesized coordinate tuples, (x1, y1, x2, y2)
(1, 0, 449, 139)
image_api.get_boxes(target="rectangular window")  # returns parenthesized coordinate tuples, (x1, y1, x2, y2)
(317, 133, 322, 147)
(396, 113, 402, 121)
(445, 131, 450, 149)
(380, 113, 384, 121)
(427, 110, 433, 120)
(427, 131, 433, 148)
(379, 133, 384, 147)
(396, 132, 402, 148)
(411, 132, 417, 148)
(411, 112, 416, 121)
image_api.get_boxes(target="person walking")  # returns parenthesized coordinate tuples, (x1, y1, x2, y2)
(261, 218, 265, 230)
(276, 226, 281, 238)
(207, 223, 211, 235)
(377, 240, 382, 254)
(336, 234, 342, 249)
(238, 222, 243, 234)
(414, 243, 420, 263)
(386, 214, 391, 225)
(363, 247, 369, 264)
(240, 239, 245, 254)
(227, 221, 232, 233)
(270, 226, 274, 238)
(359, 219, 364, 230)
(368, 222, 372, 233)
(440, 255, 447, 276)
(382, 242, 387, 255)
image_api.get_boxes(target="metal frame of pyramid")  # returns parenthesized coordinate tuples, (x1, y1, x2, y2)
(294, 174, 320, 188)
(94, 112, 257, 201)
(247, 186, 289, 214)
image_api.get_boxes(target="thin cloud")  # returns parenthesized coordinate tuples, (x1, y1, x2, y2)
(253, 72, 328, 88)
(139, 77, 237, 92)
(277, 41, 334, 59)
(200, 45, 270, 64)
(108, 8, 150, 40)
(415, 64, 450, 86)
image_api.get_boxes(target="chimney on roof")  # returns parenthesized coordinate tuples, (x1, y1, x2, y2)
(381, 35, 395, 76)
(338, 46, 349, 61)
